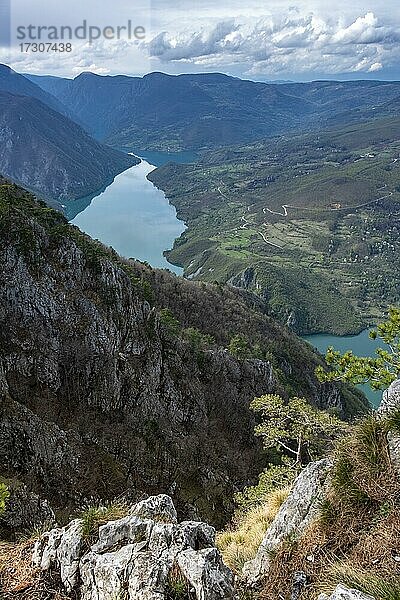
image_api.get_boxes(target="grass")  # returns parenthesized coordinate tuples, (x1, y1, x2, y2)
(256, 412, 400, 600)
(386, 408, 400, 434)
(0, 532, 69, 599)
(216, 487, 289, 574)
(80, 500, 129, 544)
(330, 414, 399, 506)
(165, 563, 192, 600)
(317, 563, 400, 600)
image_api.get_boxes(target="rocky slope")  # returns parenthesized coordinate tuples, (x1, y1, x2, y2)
(0, 92, 138, 209)
(237, 383, 400, 600)
(0, 182, 366, 528)
(5, 384, 397, 600)
(0, 64, 69, 117)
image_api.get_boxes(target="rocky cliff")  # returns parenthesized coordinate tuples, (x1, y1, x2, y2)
(0, 182, 366, 528)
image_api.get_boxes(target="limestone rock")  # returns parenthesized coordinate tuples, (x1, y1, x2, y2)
(243, 459, 332, 585)
(318, 584, 375, 599)
(91, 515, 153, 554)
(379, 379, 400, 415)
(32, 495, 234, 600)
(132, 494, 178, 523)
(33, 518, 83, 592)
(177, 547, 234, 600)
(378, 380, 400, 473)
(80, 544, 138, 600)
(388, 432, 400, 473)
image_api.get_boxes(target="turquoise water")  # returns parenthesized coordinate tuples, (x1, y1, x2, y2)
(133, 150, 198, 167)
(69, 159, 186, 274)
(304, 329, 383, 407)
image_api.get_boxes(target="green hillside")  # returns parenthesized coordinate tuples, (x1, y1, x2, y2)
(149, 118, 400, 334)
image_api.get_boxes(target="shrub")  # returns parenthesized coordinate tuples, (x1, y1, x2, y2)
(159, 308, 181, 336)
(317, 306, 400, 390)
(0, 484, 9, 518)
(183, 327, 214, 352)
(234, 464, 296, 513)
(228, 335, 251, 359)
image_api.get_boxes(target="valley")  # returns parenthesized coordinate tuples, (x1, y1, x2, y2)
(0, 66, 139, 210)
(0, 59, 399, 600)
(0, 180, 366, 528)
(149, 118, 400, 335)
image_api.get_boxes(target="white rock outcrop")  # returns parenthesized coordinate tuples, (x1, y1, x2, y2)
(243, 459, 332, 585)
(378, 379, 400, 473)
(379, 379, 400, 416)
(318, 583, 375, 599)
(33, 494, 235, 600)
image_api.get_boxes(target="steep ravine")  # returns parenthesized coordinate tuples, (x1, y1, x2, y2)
(0, 181, 367, 527)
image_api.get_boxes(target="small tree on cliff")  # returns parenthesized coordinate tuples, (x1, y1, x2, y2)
(316, 306, 400, 390)
(251, 394, 347, 468)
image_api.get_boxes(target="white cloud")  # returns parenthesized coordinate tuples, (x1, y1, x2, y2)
(3, 2, 400, 79)
(143, 11, 400, 77)
(369, 62, 383, 72)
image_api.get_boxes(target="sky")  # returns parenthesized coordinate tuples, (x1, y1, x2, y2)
(1, 0, 400, 81)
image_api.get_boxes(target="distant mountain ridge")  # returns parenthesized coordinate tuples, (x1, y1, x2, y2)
(0, 64, 71, 119)
(27, 70, 400, 151)
(0, 66, 138, 208)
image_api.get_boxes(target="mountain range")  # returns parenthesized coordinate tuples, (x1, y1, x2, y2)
(2, 64, 400, 208)
(27, 70, 400, 151)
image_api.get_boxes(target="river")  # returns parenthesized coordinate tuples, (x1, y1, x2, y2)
(65, 151, 197, 275)
(304, 329, 383, 407)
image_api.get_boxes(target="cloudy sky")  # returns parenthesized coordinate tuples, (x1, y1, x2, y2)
(2, 0, 400, 81)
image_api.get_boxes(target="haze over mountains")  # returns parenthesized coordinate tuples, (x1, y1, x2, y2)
(28, 70, 400, 151)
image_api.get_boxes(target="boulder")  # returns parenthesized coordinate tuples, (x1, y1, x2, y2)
(177, 547, 235, 600)
(318, 584, 375, 599)
(132, 494, 178, 523)
(379, 379, 400, 416)
(32, 494, 235, 600)
(33, 518, 83, 592)
(81, 545, 138, 600)
(243, 459, 332, 585)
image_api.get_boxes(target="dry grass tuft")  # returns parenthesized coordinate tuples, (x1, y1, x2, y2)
(0, 536, 70, 599)
(316, 562, 400, 600)
(259, 414, 400, 600)
(216, 487, 289, 574)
